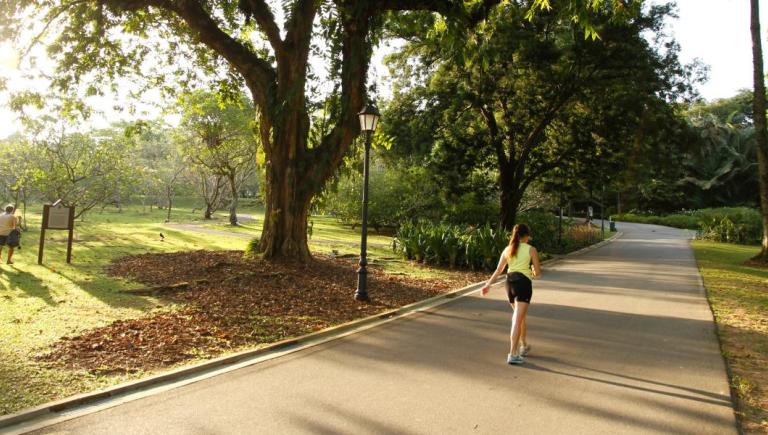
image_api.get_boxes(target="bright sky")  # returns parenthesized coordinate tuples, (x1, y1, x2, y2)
(665, 0, 767, 99)
(0, 0, 765, 139)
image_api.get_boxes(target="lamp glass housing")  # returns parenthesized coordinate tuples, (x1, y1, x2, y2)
(358, 104, 381, 132)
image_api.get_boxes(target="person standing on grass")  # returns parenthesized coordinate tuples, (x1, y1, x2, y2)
(0, 205, 20, 264)
(481, 224, 542, 365)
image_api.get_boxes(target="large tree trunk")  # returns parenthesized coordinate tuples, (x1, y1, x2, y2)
(259, 162, 313, 260)
(250, 5, 369, 261)
(257, 97, 314, 260)
(751, 0, 768, 260)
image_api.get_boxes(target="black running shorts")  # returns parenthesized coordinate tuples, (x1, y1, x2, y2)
(506, 272, 533, 304)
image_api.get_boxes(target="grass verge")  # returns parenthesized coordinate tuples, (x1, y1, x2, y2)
(692, 241, 768, 434)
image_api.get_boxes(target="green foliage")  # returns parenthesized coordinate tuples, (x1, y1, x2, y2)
(679, 117, 758, 207)
(687, 89, 755, 127)
(382, 1, 696, 228)
(393, 221, 506, 271)
(244, 237, 261, 257)
(318, 159, 443, 228)
(697, 212, 762, 245)
(24, 130, 138, 218)
(174, 90, 259, 222)
(393, 212, 604, 270)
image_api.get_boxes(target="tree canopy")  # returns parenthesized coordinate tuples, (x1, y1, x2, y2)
(382, 2, 697, 228)
(1, 0, 642, 259)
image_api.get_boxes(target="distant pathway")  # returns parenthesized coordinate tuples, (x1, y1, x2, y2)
(33, 222, 736, 434)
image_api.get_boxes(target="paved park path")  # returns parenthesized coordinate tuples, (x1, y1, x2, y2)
(31, 222, 736, 434)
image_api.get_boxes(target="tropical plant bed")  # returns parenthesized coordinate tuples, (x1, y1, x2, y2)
(36, 250, 487, 375)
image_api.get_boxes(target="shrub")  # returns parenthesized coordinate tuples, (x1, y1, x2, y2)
(393, 213, 606, 270)
(319, 164, 443, 228)
(561, 224, 602, 252)
(244, 237, 261, 257)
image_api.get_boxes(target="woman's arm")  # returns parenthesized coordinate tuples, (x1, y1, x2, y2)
(481, 247, 510, 296)
(530, 247, 542, 279)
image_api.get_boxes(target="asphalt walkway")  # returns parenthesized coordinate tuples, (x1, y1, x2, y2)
(31, 222, 736, 434)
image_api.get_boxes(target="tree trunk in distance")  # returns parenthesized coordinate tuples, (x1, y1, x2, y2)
(751, 0, 768, 260)
(228, 173, 239, 226)
(500, 187, 522, 231)
(166, 190, 173, 223)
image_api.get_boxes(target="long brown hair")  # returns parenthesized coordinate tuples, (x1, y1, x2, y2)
(508, 224, 530, 258)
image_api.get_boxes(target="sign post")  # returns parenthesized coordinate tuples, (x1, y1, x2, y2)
(38, 201, 75, 265)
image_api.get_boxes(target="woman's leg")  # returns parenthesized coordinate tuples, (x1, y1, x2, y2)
(510, 302, 525, 344)
(7, 247, 14, 264)
(509, 301, 530, 355)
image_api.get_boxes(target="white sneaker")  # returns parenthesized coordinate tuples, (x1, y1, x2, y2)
(519, 344, 531, 357)
(507, 353, 524, 365)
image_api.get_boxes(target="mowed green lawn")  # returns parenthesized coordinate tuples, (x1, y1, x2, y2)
(692, 241, 768, 433)
(0, 202, 420, 415)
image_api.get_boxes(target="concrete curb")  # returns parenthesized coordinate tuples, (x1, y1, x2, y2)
(542, 231, 623, 266)
(0, 233, 622, 433)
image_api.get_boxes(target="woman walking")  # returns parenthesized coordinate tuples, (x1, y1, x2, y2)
(481, 224, 542, 365)
(0, 205, 20, 264)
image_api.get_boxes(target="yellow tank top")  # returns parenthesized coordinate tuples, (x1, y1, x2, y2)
(507, 243, 532, 279)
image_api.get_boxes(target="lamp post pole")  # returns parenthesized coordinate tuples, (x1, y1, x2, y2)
(601, 184, 606, 240)
(355, 103, 380, 302)
(355, 129, 372, 302)
(558, 169, 564, 251)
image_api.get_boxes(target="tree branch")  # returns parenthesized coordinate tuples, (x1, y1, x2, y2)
(107, 0, 277, 110)
(311, 7, 370, 184)
(285, 0, 318, 55)
(241, 0, 284, 54)
(378, 0, 502, 24)
(480, 105, 511, 174)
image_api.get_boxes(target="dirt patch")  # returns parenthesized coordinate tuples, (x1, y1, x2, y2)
(38, 251, 486, 374)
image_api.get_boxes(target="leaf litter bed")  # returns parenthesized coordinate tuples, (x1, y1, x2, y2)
(38, 250, 486, 374)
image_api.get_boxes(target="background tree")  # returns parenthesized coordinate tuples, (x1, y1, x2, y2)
(1, 0, 639, 260)
(126, 121, 180, 212)
(0, 134, 37, 229)
(680, 117, 758, 207)
(750, 0, 768, 260)
(384, 2, 693, 229)
(28, 129, 137, 219)
(196, 172, 229, 220)
(688, 89, 755, 126)
(175, 91, 257, 225)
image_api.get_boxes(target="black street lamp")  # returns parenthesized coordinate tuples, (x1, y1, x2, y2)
(601, 184, 606, 240)
(355, 102, 381, 302)
(558, 169, 565, 251)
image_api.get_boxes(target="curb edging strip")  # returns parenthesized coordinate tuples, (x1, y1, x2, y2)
(0, 231, 623, 433)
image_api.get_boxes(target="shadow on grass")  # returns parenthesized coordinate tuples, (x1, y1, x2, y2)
(0, 265, 54, 306)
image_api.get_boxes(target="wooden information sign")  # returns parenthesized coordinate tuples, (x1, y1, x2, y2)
(38, 201, 75, 264)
